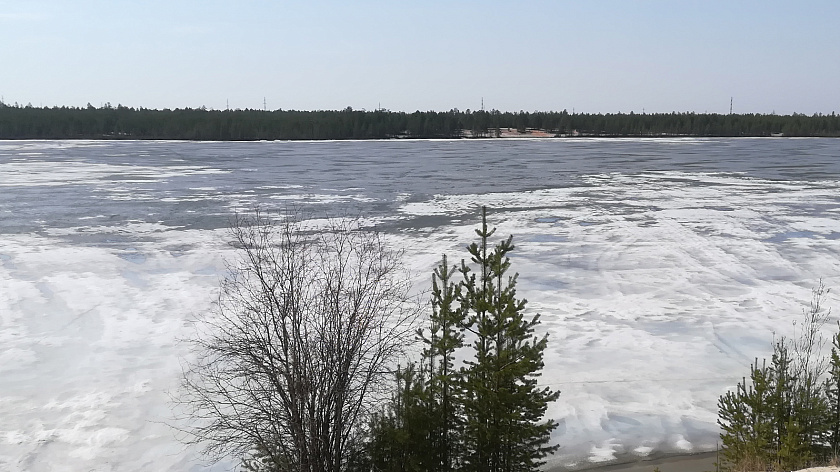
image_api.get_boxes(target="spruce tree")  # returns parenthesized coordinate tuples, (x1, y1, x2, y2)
(459, 207, 560, 472)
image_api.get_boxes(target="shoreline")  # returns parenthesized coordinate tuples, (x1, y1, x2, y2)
(0, 135, 828, 143)
(549, 451, 719, 472)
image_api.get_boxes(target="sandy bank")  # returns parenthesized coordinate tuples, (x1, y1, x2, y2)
(550, 451, 718, 472)
(554, 453, 840, 472)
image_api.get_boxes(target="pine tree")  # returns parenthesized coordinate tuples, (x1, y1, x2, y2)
(717, 359, 775, 472)
(770, 338, 810, 471)
(825, 323, 840, 459)
(419, 254, 466, 471)
(361, 208, 560, 472)
(718, 283, 835, 470)
(459, 207, 560, 472)
(363, 364, 434, 472)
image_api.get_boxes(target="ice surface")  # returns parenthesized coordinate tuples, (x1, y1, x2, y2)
(2, 139, 840, 470)
(0, 228, 231, 471)
(385, 174, 840, 468)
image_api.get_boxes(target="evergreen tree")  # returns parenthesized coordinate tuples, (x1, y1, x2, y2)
(718, 283, 835, 470)
(770, 338, 811, 471)
(361, 208, 559, 472)
(459, 207, 560, 472)
(826, 323, 840, 458)
(717, 359, 775, 472)
(364, 364, 434, 472)
(419, 254, 466, 471)
(718, 335, 828, 471)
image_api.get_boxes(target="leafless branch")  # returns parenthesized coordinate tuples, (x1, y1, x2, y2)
(176, 209, 419, 472)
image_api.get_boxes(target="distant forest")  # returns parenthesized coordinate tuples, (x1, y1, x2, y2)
(1, 101, 839, 140)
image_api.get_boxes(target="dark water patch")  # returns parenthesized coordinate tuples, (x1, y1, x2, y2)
(529, 234, 569, 243)
(525, 277, 570, 292)
(765, 230, 821, 243)
(103, 175, 158, 181)
(757, 271, 799, 282)
(56, 231, 159, 248)
(679, 416, 721, 442)
(377, 214, 459, 232)
(163, 243, 197, 257)
(634, 318, 707, 339)
(602, 414, 644, 435)
(786, 201, 840, 217)
(118, 249, 147, 264)
(635, 220, 658, 228)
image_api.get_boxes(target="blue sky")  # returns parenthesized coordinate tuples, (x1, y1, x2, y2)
(1, 0, 838, 114)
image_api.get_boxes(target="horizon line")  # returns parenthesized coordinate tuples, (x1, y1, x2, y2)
(1, 101, 837, 117)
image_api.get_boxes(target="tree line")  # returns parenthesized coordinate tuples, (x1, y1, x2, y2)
(2, 101, 840, 140)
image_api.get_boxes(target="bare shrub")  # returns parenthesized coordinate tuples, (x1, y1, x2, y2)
(177, 211, 419, 472)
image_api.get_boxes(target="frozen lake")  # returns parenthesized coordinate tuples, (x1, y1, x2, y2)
(2, 138, 840, 471)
